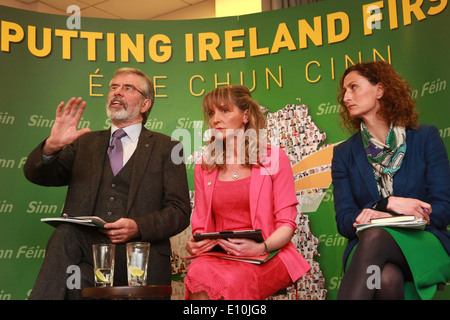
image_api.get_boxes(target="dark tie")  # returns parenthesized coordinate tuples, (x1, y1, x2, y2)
(108, 129, 127, 176)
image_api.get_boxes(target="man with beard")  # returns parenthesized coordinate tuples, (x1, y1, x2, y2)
(23, 68, 191, 299)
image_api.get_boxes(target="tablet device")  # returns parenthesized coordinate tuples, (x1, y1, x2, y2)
(193, 229, 264, 243)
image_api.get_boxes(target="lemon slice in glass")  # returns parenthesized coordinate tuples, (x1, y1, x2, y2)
(95, 269, 109, 282)
(129, 266, 145, 278)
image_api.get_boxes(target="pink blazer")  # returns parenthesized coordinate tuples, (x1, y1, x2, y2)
(191, 145, 311, 282)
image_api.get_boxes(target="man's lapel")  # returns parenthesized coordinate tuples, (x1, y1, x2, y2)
(126, 128, 155, 215)
(90, 130, 110, 211)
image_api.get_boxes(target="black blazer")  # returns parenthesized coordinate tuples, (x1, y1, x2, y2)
(24, 127, 191, 284)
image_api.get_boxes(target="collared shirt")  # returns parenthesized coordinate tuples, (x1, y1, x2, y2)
(110, 122, 142, 166)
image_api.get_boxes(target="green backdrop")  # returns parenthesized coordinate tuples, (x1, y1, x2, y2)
(0, 0, 448, 300)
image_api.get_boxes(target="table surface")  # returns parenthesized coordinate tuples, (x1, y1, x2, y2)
(81, 285, 172, 299)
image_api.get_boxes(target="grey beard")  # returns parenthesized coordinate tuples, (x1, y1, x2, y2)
(106, 99, 140, 124)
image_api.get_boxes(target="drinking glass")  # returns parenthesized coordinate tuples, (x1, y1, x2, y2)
(126, 242, 150, 286)
(92, 243, 115, 287)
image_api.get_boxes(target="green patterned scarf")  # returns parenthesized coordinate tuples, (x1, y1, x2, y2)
(361, 122, 407, 197)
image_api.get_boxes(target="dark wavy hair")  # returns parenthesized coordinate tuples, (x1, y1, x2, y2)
(337, 61, 419, 133)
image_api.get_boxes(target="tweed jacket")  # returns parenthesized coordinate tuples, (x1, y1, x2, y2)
(24, 126, 191, 283)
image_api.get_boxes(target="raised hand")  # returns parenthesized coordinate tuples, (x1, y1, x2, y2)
(43, 97, 91, 155)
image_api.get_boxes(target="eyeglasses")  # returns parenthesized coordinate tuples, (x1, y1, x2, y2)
(109, 84, 146, 97)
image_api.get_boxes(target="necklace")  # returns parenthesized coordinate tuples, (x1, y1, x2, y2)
(229, 165, 241, 180)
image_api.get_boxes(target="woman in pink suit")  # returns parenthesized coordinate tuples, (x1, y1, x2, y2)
(185, 85, 310, 300)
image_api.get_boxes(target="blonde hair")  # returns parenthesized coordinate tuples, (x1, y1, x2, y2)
(201, 85, 267, 171)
